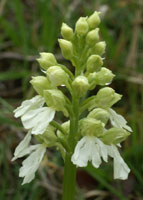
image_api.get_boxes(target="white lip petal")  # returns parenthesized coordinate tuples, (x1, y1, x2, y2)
(108, 145, 130, 180)
(72, 136, 102, 168)
(91, 144, 102, 168)
(14, 95, 45, 118)
(71, 136, 89, 167)
(19, 144, 46, 184)
(108, 108, 132, 132)
(96, 138, 108, 162)
(21, 107, 55, 135)
(12, 131, 31, 161)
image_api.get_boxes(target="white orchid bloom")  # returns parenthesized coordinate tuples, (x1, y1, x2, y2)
(19, 144, 46, 184)
(14, 95, 55, 135)
(71, 136, 108, 168)
(12, 131, 39, 161)
(108, 108, 132, 132)
(107, 145, 130, 180)
(72, 136, 130, 180)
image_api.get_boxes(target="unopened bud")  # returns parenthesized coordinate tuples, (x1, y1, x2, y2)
(101, 128, 130, 145)
(93, 41, 106, 55)
(58, 39, 73, 59)
(75, 17, 89, 36)
(88, 108, 109, 124)
(86, 28, 99, 46)
(91, 87, 122, 109)
(46, 66, 68, 87)
(44, 89, 68, 117)
(80, 118, 104, 137)
(61, 23, 74, 41)
(72, 76, 89, 97)
(86, 55, 103, 73)
(57, 121, 70, 139)
(37, 53, 57, 70)
(38, 125, 57, 147)
(87, 11, 101, 29)
(95, 67, 115, 85)
(30, 76, 51, 96)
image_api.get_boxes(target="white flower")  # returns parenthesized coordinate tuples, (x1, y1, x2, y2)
(14, 95, 45, 118)
(108, 108, 132, 132)
(71, 136, 107, 168)
(19, 144, 46, 185)
(107, 145, 130, 180)
(12, 131, 40, 161)
(14, 95, 55, 135)
(72, 136, 130, 180)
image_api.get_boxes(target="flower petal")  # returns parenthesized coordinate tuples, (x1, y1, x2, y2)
(96, 138, 108, 162)
(19, 144, 46, 184)
(21, 107, 55, 135)
(108, 108, 132, 132)
(14, 95, 45, 118)
(109, 145, 130, 180)
(12, 131, 31, 161)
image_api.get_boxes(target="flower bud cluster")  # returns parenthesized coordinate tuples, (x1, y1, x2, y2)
(13, 11, 132, 184)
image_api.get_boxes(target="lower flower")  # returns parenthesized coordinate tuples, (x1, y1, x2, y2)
(71, 136, 130, 180)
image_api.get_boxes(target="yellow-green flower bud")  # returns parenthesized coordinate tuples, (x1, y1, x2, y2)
(86, 55, 103, 73)
(44, 89, 68, 116)
(58, 39, 73, 59)
(37, 53, 57, 70)
(75, 17, 89, 36)
(101, 128, 130, 145)
(38, 125, 57, 147)
(30, 76, 51, 96)
(86, 28, 99, 46)
(46, 66, 68, 87)
(89, 87, 122, 110)
(57, 120, 70, 139)
(88, 108, 109, 124)
(95, 67, 115, 85)
(93, 41, 106, 55)
(87, 11, 101, 29)
(72, 76, 89, 97)
(80, 118, 104, 137)
(61, 23, 74, 41)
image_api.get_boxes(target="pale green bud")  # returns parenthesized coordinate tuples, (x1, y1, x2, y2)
(72, 76, 89, 97)
(93, 41, 106, 55)
(61, 23, 74, 41)
(89, 87, 122, 110)
(36, 125, 57, 147)
(75, 17, 89, 36)
(37, 53, 57, 70)
(46, 66, 68, 87)
(101, 128, 130, 145)
(87, 11, 101, 29)
(57, 121, 70, 139)
(44, 89, 68, 116)
(86, 55, 103, 73)
(88, 108, 109, 124)
(87, 72, 96, 83)
(87, 72, 97, 90)
(58, 39, 73, 59)
(95, 67, 115, 85)
(30, 76, 51, 96)
(86, 28, 99, 46)
(80, 118, 104, 137)
(42, 125, 57, 147)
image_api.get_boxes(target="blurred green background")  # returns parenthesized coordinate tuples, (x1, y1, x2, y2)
(0, 0, 143, 199)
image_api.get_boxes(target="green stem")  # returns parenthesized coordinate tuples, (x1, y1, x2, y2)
(62, 92, 79, 200)
(62, 153, 76, 200)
